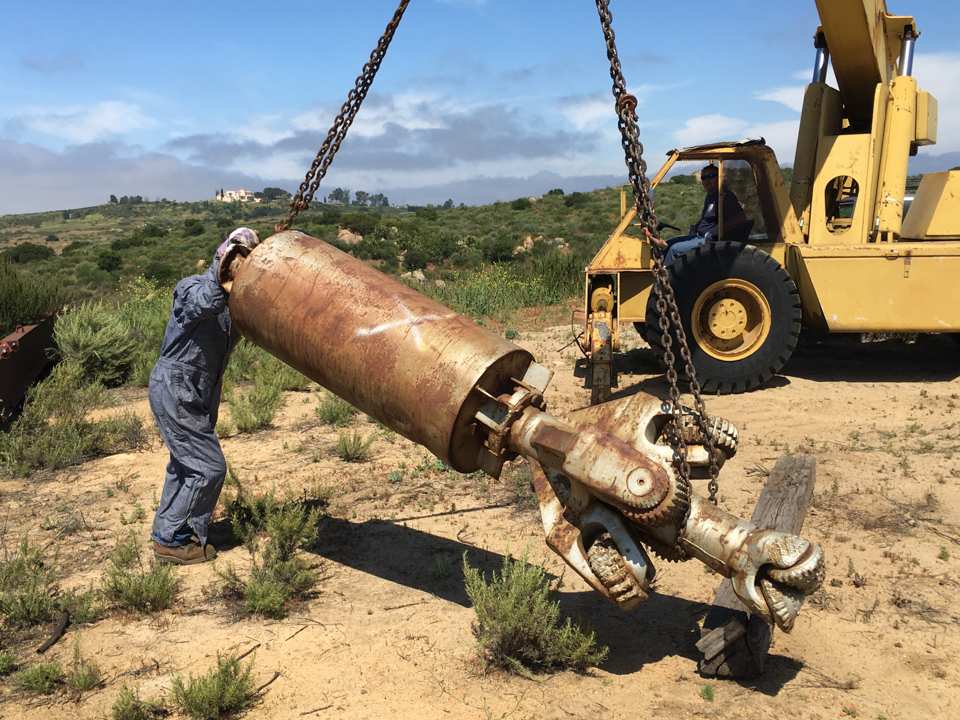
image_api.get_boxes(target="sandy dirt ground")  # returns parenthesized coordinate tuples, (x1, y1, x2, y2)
(1, 321, 959, 720)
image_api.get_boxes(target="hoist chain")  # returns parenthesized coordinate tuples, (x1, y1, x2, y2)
(277, 0, 411, 233)
(593, 1, 721, 518)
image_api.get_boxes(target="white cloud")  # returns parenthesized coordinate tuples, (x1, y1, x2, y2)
(673, 114, 799, 162)
(756, 86, 805, 113)
(561, 94, 612, 131)
(15, 101, 154, 143)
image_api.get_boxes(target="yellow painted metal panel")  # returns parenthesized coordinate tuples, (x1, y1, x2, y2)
(618, 271, 653, 322)
(590, 233, 649, 271)
(915, 90, 938, 145)
(876, 76, 917, 237)
(901, 171, 960, 239)
(796, 243, 960, 331)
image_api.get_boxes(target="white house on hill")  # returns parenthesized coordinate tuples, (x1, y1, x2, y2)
(216, 189, 259, 203)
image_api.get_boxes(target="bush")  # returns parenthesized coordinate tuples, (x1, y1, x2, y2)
(97, 250, 123, 272)
(0, 536, 101, 627)
(61, 240, 90, 255)
(0, 257, 61, 335)
(65, 643, 102, 692)
(563, 192, 590, 208)
(316, 393, 357, 427)
(463, 552, 607, 674)
(171, 655, 254, 720)
(116, 277, 172, 386)
(13, 662, 63, 695)
(480, 234, 516, 263)
(219, 483, 321, 618)
(55, 301, 138, 385)
(2, 242, 54, 264)
(45, 233, 59, 242)
(511, 197, 532, 211)
(112, 685, 166, 720)
(183, 218, 205, 236)
(340, 212, 378, 237)
(227, 369, 284, 434)
(103, 534, 178, 612)
(336, 431, 374, 463)
(0, 650, 16, 675)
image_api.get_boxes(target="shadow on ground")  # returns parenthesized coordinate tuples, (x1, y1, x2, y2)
(575, 334, 958, 402)
(307, 515, 800, 692)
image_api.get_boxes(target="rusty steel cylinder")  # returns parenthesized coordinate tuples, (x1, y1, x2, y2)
(228, 231, 533, 472)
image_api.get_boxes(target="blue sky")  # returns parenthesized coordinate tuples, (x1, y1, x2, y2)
(2, 0, 959, 213)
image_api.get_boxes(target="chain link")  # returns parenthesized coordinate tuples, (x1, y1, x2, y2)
(277, 0, 411, 233)
(593, 1, 721, 514)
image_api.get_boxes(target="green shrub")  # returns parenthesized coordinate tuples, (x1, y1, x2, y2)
(112, 685, 166, 720)
(0, 257, 61, 335)
(228, 370, 284, 434)
(65, 642, 102, 692)
(0, 536, 101, 627)
(219, 483, 320, 618)
(463, 552, 607, 674)
(45, 233, 59, 242)
(97, 250, 123, 272)
(316, 393, 357, 427)
(3, 242, 54, 264)
(183, 218, 205, 236)
(341, 212, 378, 236)
(103, 534, 178, 612)
(13, 662, 63, 694)
(336, 430, 374, 463)
(0, 650, 16, 675)
(116, 277, 172, 386)
(55, 301, 138, 385)
(171, 655, 254, 720)
(0, 361, 146, 476)
(511, 197, 532, 211)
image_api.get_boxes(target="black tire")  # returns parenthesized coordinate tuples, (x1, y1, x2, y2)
(645, 242, 801, 394)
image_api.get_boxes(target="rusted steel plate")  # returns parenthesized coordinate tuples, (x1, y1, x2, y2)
(0, 316, 57, 421)
(228, 231, 532, 471)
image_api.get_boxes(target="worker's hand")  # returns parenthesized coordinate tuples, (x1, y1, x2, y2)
(649, 235, 668, 249)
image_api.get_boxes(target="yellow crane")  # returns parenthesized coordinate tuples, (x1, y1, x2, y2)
(583, 0, 959, 398)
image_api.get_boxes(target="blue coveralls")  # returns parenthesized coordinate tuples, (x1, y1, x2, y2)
(663, 189, 747, 265)
(150, 263, 236, 548)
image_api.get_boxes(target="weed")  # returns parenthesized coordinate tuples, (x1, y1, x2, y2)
(0, 361, 146, 476)
(54, 301, 138, 386)
(0, 257, 62, 335)
(65, 642, 103, 692)
(505, 328, 519, 340)
(121, 502, 147, 525)
(112, 685, 166, 720)
(103, 534, 178, 612)
(170, 654, 255, 720)
(316, 393, 357, 427)
(700, 684, 715, 702)
(0, 650, 17, 675)
(0, 536, 57, 626)
(463, 552, 607, 674)
(227, 367, 284, 434)
(13, 662, 63, 695)
(219, 482, 321, 618)
(336, 431, 374, 463)
(388, 468, 405, 484)
(938, 546, 950, 561)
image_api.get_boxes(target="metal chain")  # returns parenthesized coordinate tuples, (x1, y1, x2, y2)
(593, 0, 721, 510)
(277, 0, 411, 233)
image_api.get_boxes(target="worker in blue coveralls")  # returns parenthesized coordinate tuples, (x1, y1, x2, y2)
(150, 227, 260, 564)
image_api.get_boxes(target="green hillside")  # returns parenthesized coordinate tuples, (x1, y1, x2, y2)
(0, 179, 707, 318)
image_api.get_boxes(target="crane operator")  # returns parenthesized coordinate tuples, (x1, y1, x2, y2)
(662, 164, 750, 265)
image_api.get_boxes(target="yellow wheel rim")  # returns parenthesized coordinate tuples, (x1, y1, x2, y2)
(691, 279, 771, 361)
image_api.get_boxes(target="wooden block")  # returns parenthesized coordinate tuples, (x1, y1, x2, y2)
(697, 454, 816, 679)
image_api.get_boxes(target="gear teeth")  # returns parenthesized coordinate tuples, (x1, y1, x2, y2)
(586, 533, 648, 609)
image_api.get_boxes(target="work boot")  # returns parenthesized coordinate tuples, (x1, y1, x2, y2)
(153, 540, 218, 565)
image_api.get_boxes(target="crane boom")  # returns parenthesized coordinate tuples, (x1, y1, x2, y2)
(814, 0, 917, 127)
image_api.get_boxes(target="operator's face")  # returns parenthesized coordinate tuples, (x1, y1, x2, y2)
(701, 172, 718, 191)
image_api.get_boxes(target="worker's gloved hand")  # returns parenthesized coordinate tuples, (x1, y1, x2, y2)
(215, 227, 261, 293)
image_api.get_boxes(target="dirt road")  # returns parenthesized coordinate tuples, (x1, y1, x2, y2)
(2, 327, 958, 720)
